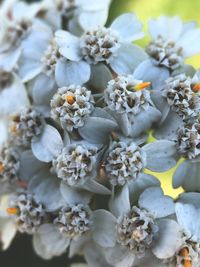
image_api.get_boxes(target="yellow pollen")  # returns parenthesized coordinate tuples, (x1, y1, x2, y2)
(65, 95, 75, 105)
(10, 124, 17, 133)
(7, 207, 19, 215)
(193, 83, 200, 92)
(133, 82, 151, 91)
(180, 247, 191, 267)
(0, 163, 5, 173)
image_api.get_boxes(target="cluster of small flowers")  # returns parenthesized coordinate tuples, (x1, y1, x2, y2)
(0, 0, 200, 266)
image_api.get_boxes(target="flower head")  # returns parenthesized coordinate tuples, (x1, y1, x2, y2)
(53, 143, 98, 186)
(104, 75, 151, 115)
(177, 118, 200, 159)
(0, 144, 19, 183)
(8, 193, 46, 234)
(54, 203, 92, 238)
(163, 74, 200, 119)
(117, 206, 158, 256)
(105, 141, 146, 186)
(10, 109, 43, 146)
(51, 86, 94, 131)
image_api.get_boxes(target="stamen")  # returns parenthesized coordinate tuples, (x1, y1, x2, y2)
(7, 207, 19, 215)
(65, 95, 75, 105)
(180, 247, 191, 267)
(0, 163, 5, 173)
(193, 83, 200, 92)
(132, 82, 151, 91)
(10, 124, 17, 133)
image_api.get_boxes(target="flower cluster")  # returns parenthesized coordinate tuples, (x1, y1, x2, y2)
(1, 1, 200, 267)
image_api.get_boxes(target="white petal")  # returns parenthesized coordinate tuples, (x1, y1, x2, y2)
(31, 124, 63, 162)
(79, 10, 109, 31)
(55, 60, 91, 87)
(148, 16, 182, 41)
(177, 29, 200, 57)
(55, 30, 82, 61)
(110, 13, 144, 42)
(92, 209, 117, 247)
(139, 187, 175, 218)
(175, 203, 200, 242)
(0, 218, 17, 250)
(152, 219, 182, 259)
(109, 184, 130, 218)
(109, 43, 147, 75)
(33, 224, 70, 259)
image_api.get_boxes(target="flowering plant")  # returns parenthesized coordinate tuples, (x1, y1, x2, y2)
(0, 0, 200, 266)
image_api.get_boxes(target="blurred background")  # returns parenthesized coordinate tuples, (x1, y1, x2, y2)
(1, 0, 199, 266)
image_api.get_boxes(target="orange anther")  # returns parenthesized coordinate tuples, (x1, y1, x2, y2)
(133, 82, 151, 91)
(193, 83, 200, 92)
(0, 163, 5, 173)
(65, 95, 75, 105)
(7, 207, 19, 215)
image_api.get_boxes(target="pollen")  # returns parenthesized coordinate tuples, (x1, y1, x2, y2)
(192, 83, 200, 92)
(7, 207, 19, 215)
(65, 95, 75, 105)
(180, 247, 191, 267)
(0, 163, 5, 173)
(133, 82, 151, 91)
(10, 124, 17, 133)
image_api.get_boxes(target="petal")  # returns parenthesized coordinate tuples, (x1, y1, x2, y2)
(0, 218, 17, 250)
(79, 10, 109, 31)
(109, 184, 130, 218)
(173, 159, 200, 191)
(143, 140, 179, 172)
(0, 75, 29, 116)
(92, 209, 117, 247)
(0, 48, 21, 71)
(32, 74, 57, 106)
(55, 60, 91, 87)
(19, 150, 45, 181)
(79, 116, 118, 144)
(152, 219, 182, 259)
(139, 187, 175, 218)
(130, 106, 162, 138)
(128, 173, 160, 205)
(84, 242, 113, 267)
(83, 179, 111, 195)
(31, 124, 63, 163)
(175, 203, 200, 242)
(153, 110, 183, 140)
(133, 59, 170, 90)
(177, 192, 200, 209)
(28, 168, 65, 211)
(103, 244, 135, 267)
(110, 13, 144, 42)
(33, 224, 70, 259)
(55, 30, 82, 61)
(60, 182, 92, 205)
(109, 43, 147, 75)
(177, 29, 200, 57)
(88, 63, 112, 93)
(148, 16, 182, 41)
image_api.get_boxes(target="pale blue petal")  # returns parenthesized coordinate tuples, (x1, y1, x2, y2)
(109, 43, 147, 75)
(143, 140, 179, 172)
(139, 187, 175, 218)
(177, 192, 200, 209)
(110, 13, 144, 42)
(55, 60, 91, 87)
(31, 124, 63, 163)
(92, 209, 117, 247)
(177, 29, 200, 57)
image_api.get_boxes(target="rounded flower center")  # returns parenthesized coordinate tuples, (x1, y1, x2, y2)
(53, 144, 98, 186)
(54, 204, 91, 238)
(177, 119, 200, 159)
(80, 27, 120, 64)
(105, 76, 151, 115)
(163, 74, 200, 119)
(7, 193, 45, 234)
(0, 145, 19, 182)
(105, 141, 146, 186)
(117, 207, 157, 255)
(146, 35, 183, 70)
(10, 109, 43, 146)
(51, 85, 94, 131)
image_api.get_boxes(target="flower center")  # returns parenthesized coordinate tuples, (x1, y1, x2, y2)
(146, 35, 183, 70)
